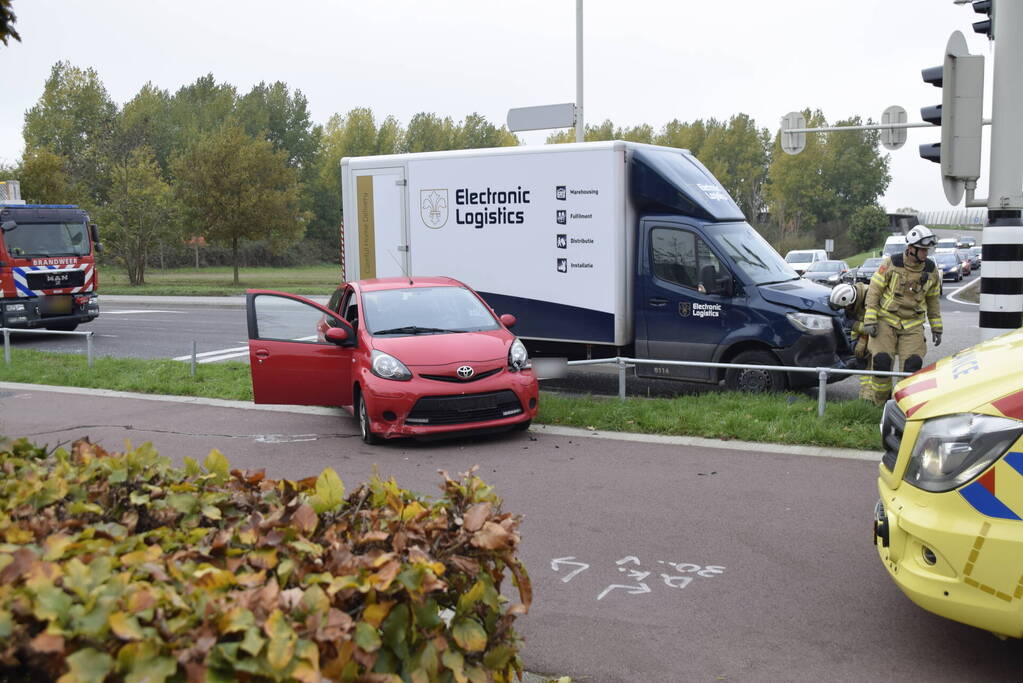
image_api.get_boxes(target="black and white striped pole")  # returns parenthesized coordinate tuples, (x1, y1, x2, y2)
(977, 0, 1023, 338)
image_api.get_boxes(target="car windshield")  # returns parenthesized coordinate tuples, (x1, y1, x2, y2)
(2, 221, 89, 257)
(863, 258, 883, 268)
(785, 252, 814, 263)
(363, 285, 500, 335)
(807, 261, 843, 273)
(936, 240, 957, 250)
(935, 254, 957, 266)
(713, 223, 798, 284)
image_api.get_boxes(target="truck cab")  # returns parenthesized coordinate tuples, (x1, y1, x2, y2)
(0, 184, 101, 330)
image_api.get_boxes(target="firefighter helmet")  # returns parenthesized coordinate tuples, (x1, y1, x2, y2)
(828, 282, 857, 310)
(906, 226, 937, 249)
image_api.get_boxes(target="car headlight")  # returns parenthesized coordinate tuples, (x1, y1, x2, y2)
(508, 338, 530, 371)
(827, 274, 839, 282)
(903, 413, 1023, 492)
(370, 350, 412, 381)
(786, 311, 832, 335)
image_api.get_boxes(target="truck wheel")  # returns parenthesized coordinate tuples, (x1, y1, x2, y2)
(44, 322, 79, 332)
(724, 350, 786, 393)
(356, 392, 380, 445)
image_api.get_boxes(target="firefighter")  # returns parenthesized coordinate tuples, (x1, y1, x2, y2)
(828, 282, 873, 399)
(862, 226, 943, 404)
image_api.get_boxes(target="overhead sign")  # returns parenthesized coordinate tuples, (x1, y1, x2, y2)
(507, 103, 577, 132)
(881, 105, 908, 150)
(780, 111, 806, 155)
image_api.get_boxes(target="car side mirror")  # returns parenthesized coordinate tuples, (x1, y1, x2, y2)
(325, 327, 349, 345)
(500, 313, 516, 328)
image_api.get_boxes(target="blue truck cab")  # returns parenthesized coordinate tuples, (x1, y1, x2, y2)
(629, 146, 849, 390)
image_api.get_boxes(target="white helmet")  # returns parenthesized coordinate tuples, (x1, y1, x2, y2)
(829, 283, 857, 309)
(906, 225, 937, 249)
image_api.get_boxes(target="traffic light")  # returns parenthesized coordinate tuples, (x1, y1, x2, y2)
(973, 0, 994, 39)
(918, 31, 984, 205)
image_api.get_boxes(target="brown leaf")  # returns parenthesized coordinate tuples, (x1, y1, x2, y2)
(448, 555, 481, 577)
(502, 552, 532, 612)
(462, 502, 492, 533)
(318, 608, 354, 642)
(0, 548, 36, 584)
(372, 560, 400, 591)
(357, 530, 389, 544)
(291, 504, 318, 535)
(280, 588, 304, 611)
(28, 632, 64, 654)
(470, 522, 513, 550)
(254, 579, 280, 614)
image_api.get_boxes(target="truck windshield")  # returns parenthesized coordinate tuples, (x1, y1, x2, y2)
(710, 223, 799, 285)
(2, 221, 89, 257)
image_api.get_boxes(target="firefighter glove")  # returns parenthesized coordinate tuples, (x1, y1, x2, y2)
(932, 331, 942, 347)
(863, 322, 879, 337)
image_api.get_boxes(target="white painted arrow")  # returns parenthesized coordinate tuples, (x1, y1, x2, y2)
(550, 556, 590, 583)
(596, 582, 651, 601)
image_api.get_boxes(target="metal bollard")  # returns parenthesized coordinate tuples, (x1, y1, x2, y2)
(86, 331, 94, 368)
(3, 329, 9, 365)
(617, 357, 627, 401)
(191, 340, 197, 377)
(817, 368, 828, 417)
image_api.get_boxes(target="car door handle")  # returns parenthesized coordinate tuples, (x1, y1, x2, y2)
(649, 298, 668, 307)
(255, 349, 270, 364)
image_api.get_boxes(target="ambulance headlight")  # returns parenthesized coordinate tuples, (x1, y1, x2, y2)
(786, 312, 832, 335)
(904, 413, 1023, 492)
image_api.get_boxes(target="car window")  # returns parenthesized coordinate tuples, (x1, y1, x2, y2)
(864, 258, 882, 268)
(252, 294, 343, 343)
(362, 286, 500, 335)
(651, 227, 724, 290)
(785, 252, 813, 263)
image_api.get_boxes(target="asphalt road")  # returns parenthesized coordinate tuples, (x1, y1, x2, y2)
(1, 386, 1020, 682)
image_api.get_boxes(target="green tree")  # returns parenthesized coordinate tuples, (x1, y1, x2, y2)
(168, 75, 237, 152)
(765, 109, 832, 239)
(1, 0, 19, 46)
(99, 147, 177, 285)
(172, 122, 306, 284)
(403, 112, 456, 152)
(453, 113, 519, 149)
(697, 115, 771, 221)
(237, 81, 317, 171)
(375, 115, 404, 155)
(18, 148, 76, 204)
(23, 61, 117, 202)
(118, 83, 175, 174)
(848, 204, 890, 251)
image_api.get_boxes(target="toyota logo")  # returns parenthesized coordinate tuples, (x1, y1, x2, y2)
(456, 365, 475, 379)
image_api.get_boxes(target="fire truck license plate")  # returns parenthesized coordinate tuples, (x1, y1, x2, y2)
(40, 295, 72, 315)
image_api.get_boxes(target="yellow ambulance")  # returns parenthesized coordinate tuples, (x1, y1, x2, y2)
(873, 326, 1023, 637)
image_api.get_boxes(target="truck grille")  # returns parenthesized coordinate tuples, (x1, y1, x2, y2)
(880, 400, 906, 471)
(406, 390, 522, 425)
(26, 269, 85, 290)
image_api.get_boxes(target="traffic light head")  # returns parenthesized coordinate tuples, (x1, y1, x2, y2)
(973, 0, 993, 39)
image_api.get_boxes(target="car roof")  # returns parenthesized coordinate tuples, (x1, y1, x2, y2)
(347, 276, 464, 293)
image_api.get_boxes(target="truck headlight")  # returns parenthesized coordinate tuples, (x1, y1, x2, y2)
(4, 303, 26, 312)
(786, 312, 832, 335)
(508, 338, 530, 371)
(903, 413, 1023, 492)
(370, 350, 412, 381)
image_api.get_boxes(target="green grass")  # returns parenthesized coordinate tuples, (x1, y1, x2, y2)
(1, 349, 884, 451)
(840, 247, 882, 268)
(101, 265, 344, 296)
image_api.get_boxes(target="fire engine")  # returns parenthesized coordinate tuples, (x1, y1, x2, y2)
(0, 180, 100, 330)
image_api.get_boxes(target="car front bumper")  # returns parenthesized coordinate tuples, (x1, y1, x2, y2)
(360, 367, 539, 440)
(874, 478, 1023, 638)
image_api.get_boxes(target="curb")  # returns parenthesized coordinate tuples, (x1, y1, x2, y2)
(946, 277, 980, 306)
(102, 294, 330, 308)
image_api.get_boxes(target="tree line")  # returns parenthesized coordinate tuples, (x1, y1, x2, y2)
(2, 62, 893, 285)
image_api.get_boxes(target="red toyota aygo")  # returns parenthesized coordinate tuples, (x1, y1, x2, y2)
(245, 277, 539, 443)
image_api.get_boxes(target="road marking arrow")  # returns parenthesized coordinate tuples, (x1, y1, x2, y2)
(596, 582, 651, 601)
(550, 556, 590, 583)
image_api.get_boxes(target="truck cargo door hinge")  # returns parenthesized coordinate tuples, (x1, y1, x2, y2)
(397, 245, 409, 252)
(395, 179, 407, 186)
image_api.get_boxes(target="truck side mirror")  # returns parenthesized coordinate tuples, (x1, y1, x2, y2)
(89, 223, 103, 252)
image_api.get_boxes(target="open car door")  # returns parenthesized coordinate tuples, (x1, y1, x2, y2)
(245, 290, 355, 407)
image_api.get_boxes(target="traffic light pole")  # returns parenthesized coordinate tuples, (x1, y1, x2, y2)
(980, 0, 1023, 338)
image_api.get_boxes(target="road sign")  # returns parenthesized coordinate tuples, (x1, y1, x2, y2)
(881, 105, 908, 150)
(780, 112, 806, 155)
(507, 103, 577, 132)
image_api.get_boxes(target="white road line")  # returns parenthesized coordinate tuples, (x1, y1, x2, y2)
(947, 278, 979, 306)
(172, 346, 248, 361)
(198, 351, 250, 364)
(105, 309, 182, 315)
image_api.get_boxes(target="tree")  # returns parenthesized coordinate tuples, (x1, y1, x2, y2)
(765, 109, 833, 239)
(848, 204, 890, 251)
(403, 113, 456, 152)
(168, 75, 237, 153)
(23, 62, 117, 203)
(237, 81, 317, 171)
(696, 115, 771, 222)
(99, 147, 177, 285)
(172, 122, 307, 284)
(118, 83, 176, 174)
(453, 113, 518, 149)
(1, 0, 19, 46)
(18, 147, 76, 204)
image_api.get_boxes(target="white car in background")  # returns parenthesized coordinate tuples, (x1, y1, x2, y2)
(784, 249, 828, 275)
(934, 238, 959, 254)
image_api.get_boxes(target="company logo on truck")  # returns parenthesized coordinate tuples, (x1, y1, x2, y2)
(420, 189, 449, 228)
(451, 186, 531, 229)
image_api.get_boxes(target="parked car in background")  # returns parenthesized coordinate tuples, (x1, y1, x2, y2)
(956, 249, 974, 276)
(957, 235, 977, 249)
(935, 238, 959, 254)
(934, 252, 966, 282)
(853, 257, 884, 284)
(802, 259, 851, 287)
(245, 276, 539, 444)
(873, 325, 1023, 638)
(784, 249, 829, 275)
(882, 234, 907, 257)
(970, 245, 983, 268)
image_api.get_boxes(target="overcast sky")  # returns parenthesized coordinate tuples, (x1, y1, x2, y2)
(1, 0, 998, 213)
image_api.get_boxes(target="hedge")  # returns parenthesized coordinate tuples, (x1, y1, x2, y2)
(0, 437, 531, 682)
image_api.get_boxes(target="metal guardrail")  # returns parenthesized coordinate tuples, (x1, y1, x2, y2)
(1, 328, 95, 368)
(561, 356, 911, 417)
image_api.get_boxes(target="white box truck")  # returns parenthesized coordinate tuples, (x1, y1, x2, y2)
(341, 141, 850, 391)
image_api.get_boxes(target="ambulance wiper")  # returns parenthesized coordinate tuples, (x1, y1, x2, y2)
(373, 325, 457, 335)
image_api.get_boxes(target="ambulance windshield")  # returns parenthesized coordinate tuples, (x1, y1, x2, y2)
(2, 221, 89, 257)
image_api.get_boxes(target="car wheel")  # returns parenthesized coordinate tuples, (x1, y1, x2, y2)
(724, 350, 787, 393)
(356, 392, 380, 445)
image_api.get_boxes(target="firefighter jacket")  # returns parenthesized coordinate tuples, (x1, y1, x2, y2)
(846, 282, 871, 357)
(864, 253, 943, 332)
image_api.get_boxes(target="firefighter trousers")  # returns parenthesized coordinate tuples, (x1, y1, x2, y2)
(865, 322, 927, 405)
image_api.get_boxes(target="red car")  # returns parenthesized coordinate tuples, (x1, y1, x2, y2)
(245, 277, 539, 443)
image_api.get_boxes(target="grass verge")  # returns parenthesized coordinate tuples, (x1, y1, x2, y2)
(0, 349, 884, 451)
(101, 265, 344, 296)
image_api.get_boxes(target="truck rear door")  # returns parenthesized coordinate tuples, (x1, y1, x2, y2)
(350, 167, 408, 278)
(635, 220, 729, 382)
